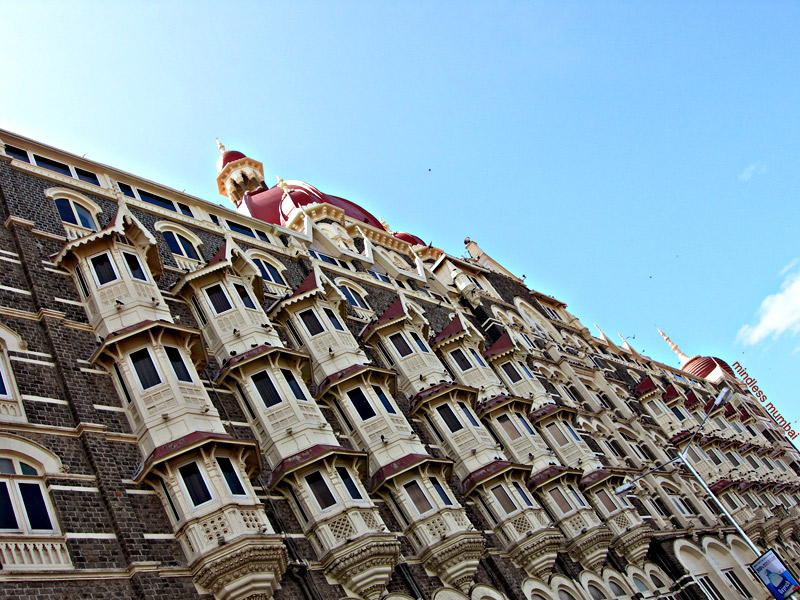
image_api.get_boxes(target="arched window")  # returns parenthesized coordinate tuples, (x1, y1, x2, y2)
(155, 222, 202, 266)
(0, 455, 56, 533)
(559, 591, 579, 600)
(632, 577, 649, 594)
(250, 255, 286, 287)
(0, 327, 26, 423)
(339, 285, 368, 310)
(588, 585, 609, 600)
(609, 581, 628, 599)
(45, 188, 102, 237)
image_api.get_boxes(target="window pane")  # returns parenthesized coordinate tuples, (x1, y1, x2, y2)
(179, 463, 212, 506)
(450, 348, 472, 371)
(165, 346, 192, 382)
(516, 412, 535, 435)
(123, 251, 147, 281)
(458, 402, 479, 427)
(162, 231, 182, 255)
(597, 489, 617, 512)
(0, 366, 7, 397)
(217, 457, 246, 496)
(117, 182, 136, 197)
(299, 309, 324, 336)
(90, 253, 118, 285)
(226, 220, 254, 237)
(131, 348, 161, 389)
(492, 485, 518, 514)
(177, 203, 193, 217)
(281, 369, 307, 401)
(75, 267, 90, 298)
(430, 476, 452, 506)
(404, 480, 433, 513)
(178, 235, 200, 260)
(75, 167, 100, 186)
(549, 487, 571, 513)
(206, 284, 233, 314)
(337, 467, 363, 500)
(546, 423, 569, 446)
(347, 387, 377, 420)
(501, 362, 522, 383)
(256, 230, 271, 243)
(139, 189, 176, 211)
(513, 481, 534, 506)
(190, 295, 208, 325)
(410, 331, 429, 353)
(4, 144, 30, 162)
(34, 154, 71, 176)
(372, 386, 396, 414)
(306, 471, 336, 509)
(55, 197, 77, 224)
(389, 333, 413, 358)
(469, 347, 486, 367)
(437, 403, 463, 433)
(252, 371, 282, 407)
(497, 414, 522, 440)
(234, 283, 256, 309)
(568, 484, 587, 507)
(324, 307, 344, 331)
(265, 262, 285, 285)
(19, 483, 52, 530)
(0, 459, 13, 474)
(340, 286, 367, 308)
(0, 482, 20, 529)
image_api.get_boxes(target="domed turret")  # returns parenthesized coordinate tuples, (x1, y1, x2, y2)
(658, 329, 735, 383)
(215, 140, 267, 209)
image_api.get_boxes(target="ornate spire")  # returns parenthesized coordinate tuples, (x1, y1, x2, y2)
(657, 328, 690, 366)
(216, 139, 226, 153)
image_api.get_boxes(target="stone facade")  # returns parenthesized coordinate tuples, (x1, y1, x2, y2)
(0, 129, 798, 600)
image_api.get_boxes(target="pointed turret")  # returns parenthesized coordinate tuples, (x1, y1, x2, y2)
(657, 328, 691, 366)
(215, 140, 267, 209)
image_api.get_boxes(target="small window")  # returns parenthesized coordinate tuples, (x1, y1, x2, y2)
(340, 286, 368, 309)
(430, 477, 452, 506)
(437, 403, 463, 433)
(34, 154, 71, 177)
(162, 230, 201, 260)
(4, 144, 30, 162)
(121, 251, 148, 282)
(281, 369, 307, 401)
(671, 406, 686, 421)
(346, 387, 377, 421)
(130, 348, 162, 390)
(372, 385, 396, 414)
(159, 478, 180, 522)
(117, 182, 136, 197)
(519, 362, 535, 379)
(722, 493, 738, 511)
(746, 455, 761, 470)
(596, 489, 618, 513)
(513, 481, 534, 507)
(253, 258, 286, 286)
(288, 486, 309, 523)
(389, 332, 413, 358)
(74, 167, 100, 186)
(546, 423, 569, 446)
(306, 471, 337, 510)
(179, 462, 213, 507)
(515, 412, 535, 435)
(164, 346, 192, 383)
(337, 467, 363, 500)
(322, 307, 345, 331)
(226, 220, 255, 238)
(256, 230, 271, 244)
(404, 480, 433, 514)
(567, 484, 587, 508)
(112, 363, 132, 404)
(549, 487, 572, 513)
(697, 576, 726, 600)
(252, 370, 282, 408)
(375, 340, 394, 366)
(458, 402, 479, 427)
(209, 214, 220, 226)
(299, 309, 324, 336)
(492, 485, 518, 514)
(469, 347, 487, 367)
(410, 331, 429, 353)
(450, 348, 473, 371)
(89, 252, 119, 287)
(217, 457, 247, 496)
(0, 457, 55, 533)
(501, 362, 522, 383)
(74, 266, 90, 298)
(204, 283, 233, 315)
(55, 197, 97, 230)
(724, 571, 753, 600)
(497, 414, 522, 440)
(233, 282, 257, 310)
(190, 295, 208, 325)
(564, 423, 580, 441)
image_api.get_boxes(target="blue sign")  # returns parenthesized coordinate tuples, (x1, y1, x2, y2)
(752, 549, 800, 600)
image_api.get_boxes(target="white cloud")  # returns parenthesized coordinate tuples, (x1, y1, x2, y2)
(780, 257, 799, 276)
(737, 265, 800, 345)
(739, 162, 767, 182)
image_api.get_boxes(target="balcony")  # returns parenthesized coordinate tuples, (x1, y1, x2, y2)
(0, 536, 72, 571)
(604, 508, 653, 565)
(491, 509, 563, 578)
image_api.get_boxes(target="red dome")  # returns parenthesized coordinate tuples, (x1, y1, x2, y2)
(393, 231, 425, 246)
(216, 150, 247, 173)
(242, 180, 383, 229)
(683, 356, 735, 379)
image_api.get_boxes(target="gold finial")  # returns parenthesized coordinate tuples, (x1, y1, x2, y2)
(275, 175, 291, 197)
(379, 218, 392, 233)
(216, 139, 226, 154)
(657, 328, 690, 365)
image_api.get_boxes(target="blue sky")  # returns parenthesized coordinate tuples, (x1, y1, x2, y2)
(1, 2, 798, 436)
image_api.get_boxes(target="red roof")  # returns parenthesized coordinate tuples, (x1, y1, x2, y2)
(684, 390, 700, 409)
(366, 453, 440, 493)
(217, 149, 247, 173)
(633, 376, 656, 397)
(242, 182, 383, 229)
(663, 384, 678, 402)
(208, 242, 227, 267)
(393, 231, 425, 246)
(361, 297, 405, 339)
(267, 444, 364, 489)
(291, 271, 319, 298)
(431, 314, 465, 346)
(483, 331, 514, 360)
(461, 460, 515, 496)
(683, 356, 735, 379)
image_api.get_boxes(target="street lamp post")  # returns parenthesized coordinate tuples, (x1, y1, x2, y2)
(615, 387, 761, 556)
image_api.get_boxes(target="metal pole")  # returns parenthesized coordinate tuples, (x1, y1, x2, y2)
(678, 453, 761, 556)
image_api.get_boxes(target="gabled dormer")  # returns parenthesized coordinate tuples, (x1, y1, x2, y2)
(484, 332, 547, 402)
(361, 297, 450, 396)
(269, 268, 367, 385)
(52, 199, 170, 338)
(172, 234, 282, 360)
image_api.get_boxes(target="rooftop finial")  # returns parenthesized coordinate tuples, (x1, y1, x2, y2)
(216, 139, 226, 154)
(657, 328, 691, 365)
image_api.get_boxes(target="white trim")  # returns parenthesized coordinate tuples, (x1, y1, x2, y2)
(21, 395, 68, 406)
(87, 250, 121, 288)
